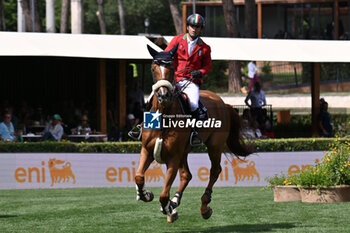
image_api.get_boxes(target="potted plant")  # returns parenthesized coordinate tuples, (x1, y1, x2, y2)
(266, 173, 301, 202)
(294, 140, 350, 203)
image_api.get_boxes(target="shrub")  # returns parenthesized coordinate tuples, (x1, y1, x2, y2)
(0, 138, 347, 153)
(267, 139, 350, 188)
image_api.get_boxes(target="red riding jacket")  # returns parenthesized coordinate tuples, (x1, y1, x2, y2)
(165, 33, 212, 86)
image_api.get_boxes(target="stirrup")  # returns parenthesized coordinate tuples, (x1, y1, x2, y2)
(190, 131, 202, 146)
(128, 124, 142, 141)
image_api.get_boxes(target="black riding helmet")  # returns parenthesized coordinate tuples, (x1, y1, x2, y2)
(186, 14, 205, 28)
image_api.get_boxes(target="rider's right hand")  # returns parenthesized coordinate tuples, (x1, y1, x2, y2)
(190, 70, 202, 79)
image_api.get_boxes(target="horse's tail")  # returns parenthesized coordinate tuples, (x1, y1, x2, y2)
(225, 104, 253, 157)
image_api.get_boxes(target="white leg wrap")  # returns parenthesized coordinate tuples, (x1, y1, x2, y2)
(164, 200, 177, 216)
(171, 192, 182, 207)
(136, 184, 152, 201)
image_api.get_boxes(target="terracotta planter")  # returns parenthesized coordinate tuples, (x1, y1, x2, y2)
(300, 185, 350, 203)
(273, 185, 301, 202)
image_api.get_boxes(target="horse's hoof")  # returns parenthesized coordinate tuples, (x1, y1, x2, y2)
(147, 191, 154, 202)
(167, 212, 178, 223)
(136, 190, 154, 202)
(201, 207, 212, 220)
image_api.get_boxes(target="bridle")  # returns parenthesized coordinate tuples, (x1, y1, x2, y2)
(151, 60, 176, 106)
(152, 62, 196, 105)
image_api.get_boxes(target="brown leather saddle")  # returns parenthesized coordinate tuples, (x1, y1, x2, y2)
(177, 92, 208, 120)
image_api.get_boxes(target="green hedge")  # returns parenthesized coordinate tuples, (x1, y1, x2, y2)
(0, 138, 347, 153)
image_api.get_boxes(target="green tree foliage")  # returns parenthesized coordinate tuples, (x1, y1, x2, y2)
(84, 0, 176, 35)
(201, 61, 228, 92)
(3, 0, 17, 31)
(3, 0, 177, 35)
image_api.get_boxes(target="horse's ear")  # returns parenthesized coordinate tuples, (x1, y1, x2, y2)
(147, 44, 158, 58)
(169, 43, 179, 57)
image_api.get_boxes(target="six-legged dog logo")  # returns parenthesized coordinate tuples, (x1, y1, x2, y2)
(145, 162, 165, 182)
(230, 158, 260, 184)
(48, 158, 76, 187)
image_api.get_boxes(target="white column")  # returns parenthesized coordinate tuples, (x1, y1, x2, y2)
(46, 0, 56, 32)
(71, 0, 83, 34)
(17, 0, 26, 32)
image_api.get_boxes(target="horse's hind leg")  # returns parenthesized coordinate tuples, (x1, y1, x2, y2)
(135, 147, 154, 202)
(201, 146, 223, 220)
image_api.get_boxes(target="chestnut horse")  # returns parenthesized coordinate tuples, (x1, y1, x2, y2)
(135, 45, 251, 222)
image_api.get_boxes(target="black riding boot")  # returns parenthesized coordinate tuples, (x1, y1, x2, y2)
(190, 108, 203, 146)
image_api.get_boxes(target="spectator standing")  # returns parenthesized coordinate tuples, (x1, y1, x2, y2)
(245, 82, 267, 128)
(128, 82, 145, 110)
(0, 113, 16, 142)
(247, 61, 259, 91)
(41, 114, 64, 141)
(318, 101, 333, 137)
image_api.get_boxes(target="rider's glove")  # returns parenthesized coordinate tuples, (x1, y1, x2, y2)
(190, 70, 202, 79)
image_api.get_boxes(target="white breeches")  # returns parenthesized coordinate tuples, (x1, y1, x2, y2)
(176, 78, 199, 111)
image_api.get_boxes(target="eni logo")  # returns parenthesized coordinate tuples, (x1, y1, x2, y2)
(48, 158, 76, 186)
(288, 159, 320, 176)
(106, 161, 165, 183)
(230, 158, 260, 184)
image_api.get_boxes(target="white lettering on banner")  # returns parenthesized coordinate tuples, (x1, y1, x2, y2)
(162, 118, 222, 128)
(0, 152, 324, 189)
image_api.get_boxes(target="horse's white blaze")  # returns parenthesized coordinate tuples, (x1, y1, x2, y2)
(160, 86, 166, 96)
(160, 65, 165, 79)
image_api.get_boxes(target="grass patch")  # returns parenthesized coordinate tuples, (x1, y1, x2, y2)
(1, 187, 349, 232)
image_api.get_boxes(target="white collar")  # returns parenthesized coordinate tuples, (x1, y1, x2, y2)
(187, 36, 199, 45)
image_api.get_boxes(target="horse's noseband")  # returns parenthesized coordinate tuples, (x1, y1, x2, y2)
(153, 79, 174, 105)
(152, 79, 174, 93)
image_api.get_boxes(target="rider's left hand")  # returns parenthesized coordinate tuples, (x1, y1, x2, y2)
(190, 70, 202, 79)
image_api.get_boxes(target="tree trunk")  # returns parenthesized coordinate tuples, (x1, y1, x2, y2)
(60, 0, 70, 33)
(0, 0, 6, 30)
(34, 0, 43, 32)
(117, 0, 125, 35)
(168, 0, 182, 35)
(222, 0, 242, 93)
(244, 0, 257, 38)
(96, 0, 107, 34)
(21, 0, 33, 32)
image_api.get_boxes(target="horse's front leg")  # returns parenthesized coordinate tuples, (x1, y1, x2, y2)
(159, 157, 181, 223)
(171, 153, 191, 208)
(135, 146, 154, 202)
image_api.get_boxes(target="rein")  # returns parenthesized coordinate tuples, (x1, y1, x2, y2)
(173, 67, 195, 98)
(152, 64, 195, 106)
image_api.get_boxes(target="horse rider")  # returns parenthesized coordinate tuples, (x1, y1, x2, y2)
(128, 13, 212, 146)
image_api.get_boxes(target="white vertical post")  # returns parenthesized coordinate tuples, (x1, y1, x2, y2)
(192, 0, 196, 14)
(17, 0, 26, 32)
(46, 0, 56, 32)
(71, 0, 83, 34)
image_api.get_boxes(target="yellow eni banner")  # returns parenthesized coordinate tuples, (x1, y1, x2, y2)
(0, 152, 324, 189)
